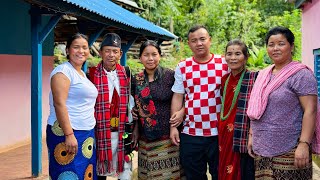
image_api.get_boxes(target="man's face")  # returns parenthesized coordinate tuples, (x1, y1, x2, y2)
(99, 46, 122, 70)
(188, 28, 211, 58)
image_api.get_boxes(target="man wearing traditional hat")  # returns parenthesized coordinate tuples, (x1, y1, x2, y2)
(91, 33, 134, 180)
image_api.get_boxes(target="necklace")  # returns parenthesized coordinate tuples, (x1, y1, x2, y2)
(220, 70, 245, 121)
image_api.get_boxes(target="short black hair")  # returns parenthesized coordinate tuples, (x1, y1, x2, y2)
(225, 39, 249, 59)
(66, 33, 89, 59)
(139, 40, 161, 57)
(265, 26, 295, 46)
(187, 25, 209, 39)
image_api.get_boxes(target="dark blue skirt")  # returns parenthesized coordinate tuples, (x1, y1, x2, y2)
(46, 121, 96, 180)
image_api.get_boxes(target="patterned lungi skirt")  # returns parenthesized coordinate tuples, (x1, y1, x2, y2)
(255, 147, 312, 180)
(138, 137, 185, 180)
(46, 121, 96, 180)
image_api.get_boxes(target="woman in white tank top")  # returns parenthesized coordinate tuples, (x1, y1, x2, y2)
(46, 33, 98, 180)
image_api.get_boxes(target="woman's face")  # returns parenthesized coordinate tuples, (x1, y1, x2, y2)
(267, 34, 293, 65)
(140, 45, 160, 71)
(67, 37, 90, 66)
(225, 45, 246, 74)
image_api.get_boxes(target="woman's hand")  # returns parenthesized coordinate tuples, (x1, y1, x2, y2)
(294, 142, 310, 169)
(170, 108, 184, 127)
(131, 107, 139, 121)
(132, 124, 139, 148)
(294, 95, 316, 168)
(247, 133, 256, 158)
(65, 134, 78, 154)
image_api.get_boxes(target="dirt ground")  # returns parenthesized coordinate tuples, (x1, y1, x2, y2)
(0, 140, 319, 180)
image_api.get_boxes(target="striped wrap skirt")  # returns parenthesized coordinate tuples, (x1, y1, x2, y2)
(138, 137, 185, 180)
(255, 147, 312, 180)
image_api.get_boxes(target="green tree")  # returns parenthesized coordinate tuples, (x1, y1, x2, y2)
(254, 0, 294, 18)
(204, 0, 263, 54)
(134, 0, 300, 68)
(263, 9, 302, 60)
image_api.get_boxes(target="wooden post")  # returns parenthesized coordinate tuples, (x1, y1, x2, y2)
(30, 9, 42, 177)
(30, 6, 61, 177)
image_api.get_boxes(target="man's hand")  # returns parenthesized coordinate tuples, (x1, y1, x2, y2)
(170, 127, 180, 146)
(170, 108, 184, 127)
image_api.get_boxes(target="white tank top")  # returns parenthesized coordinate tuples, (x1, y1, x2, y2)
(47, 61, 98, 130)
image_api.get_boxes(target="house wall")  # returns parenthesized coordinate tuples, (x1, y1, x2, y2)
(0, 0, 55, 152)
(301, 0, 320, 70)
(0, 0, 54, 56)
(0, 55, 53, 152)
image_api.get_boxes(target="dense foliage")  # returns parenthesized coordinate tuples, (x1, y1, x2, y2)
(136, 0, 301, 69)
(54, 46, 180, 75)
(54, 0, 301, 72)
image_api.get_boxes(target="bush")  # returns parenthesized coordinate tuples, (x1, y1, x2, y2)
(126, 59, 144, 75)
(87, 56, 101, 67)
(54, 41, 272, 73)
(126, 56, 180, 75)
(247, 42, 269, 71)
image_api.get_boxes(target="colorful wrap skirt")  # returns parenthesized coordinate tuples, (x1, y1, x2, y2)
(46, 122, 96, 180)
(255, 147, 312, 180)
(138, 137, 185, 180)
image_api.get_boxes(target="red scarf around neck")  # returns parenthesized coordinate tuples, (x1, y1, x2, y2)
(93, 63, 129, 174)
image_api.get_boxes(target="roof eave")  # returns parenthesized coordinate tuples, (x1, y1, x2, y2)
(294, 0, 310, 8)
(25, 0, 176, 40)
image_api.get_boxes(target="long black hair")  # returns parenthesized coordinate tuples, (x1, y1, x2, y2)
(139, 40, 161, 57)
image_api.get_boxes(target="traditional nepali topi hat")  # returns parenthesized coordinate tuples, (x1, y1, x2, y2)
(100, 33, 121, 49)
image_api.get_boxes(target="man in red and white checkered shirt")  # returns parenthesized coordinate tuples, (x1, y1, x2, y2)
(170, 25, 228, 180)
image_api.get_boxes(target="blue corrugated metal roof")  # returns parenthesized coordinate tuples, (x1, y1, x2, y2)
(63, 0, 177, 39)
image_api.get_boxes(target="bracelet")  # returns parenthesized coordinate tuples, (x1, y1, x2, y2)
(65, 132, 74, 137)
(298, 140, 311, 148)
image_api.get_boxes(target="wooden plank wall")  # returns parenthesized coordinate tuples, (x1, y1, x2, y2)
(127, 40, 174, 59)
(90, 40, 174, 59)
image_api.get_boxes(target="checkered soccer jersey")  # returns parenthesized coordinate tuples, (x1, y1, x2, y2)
(178, 54, 228, 136)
